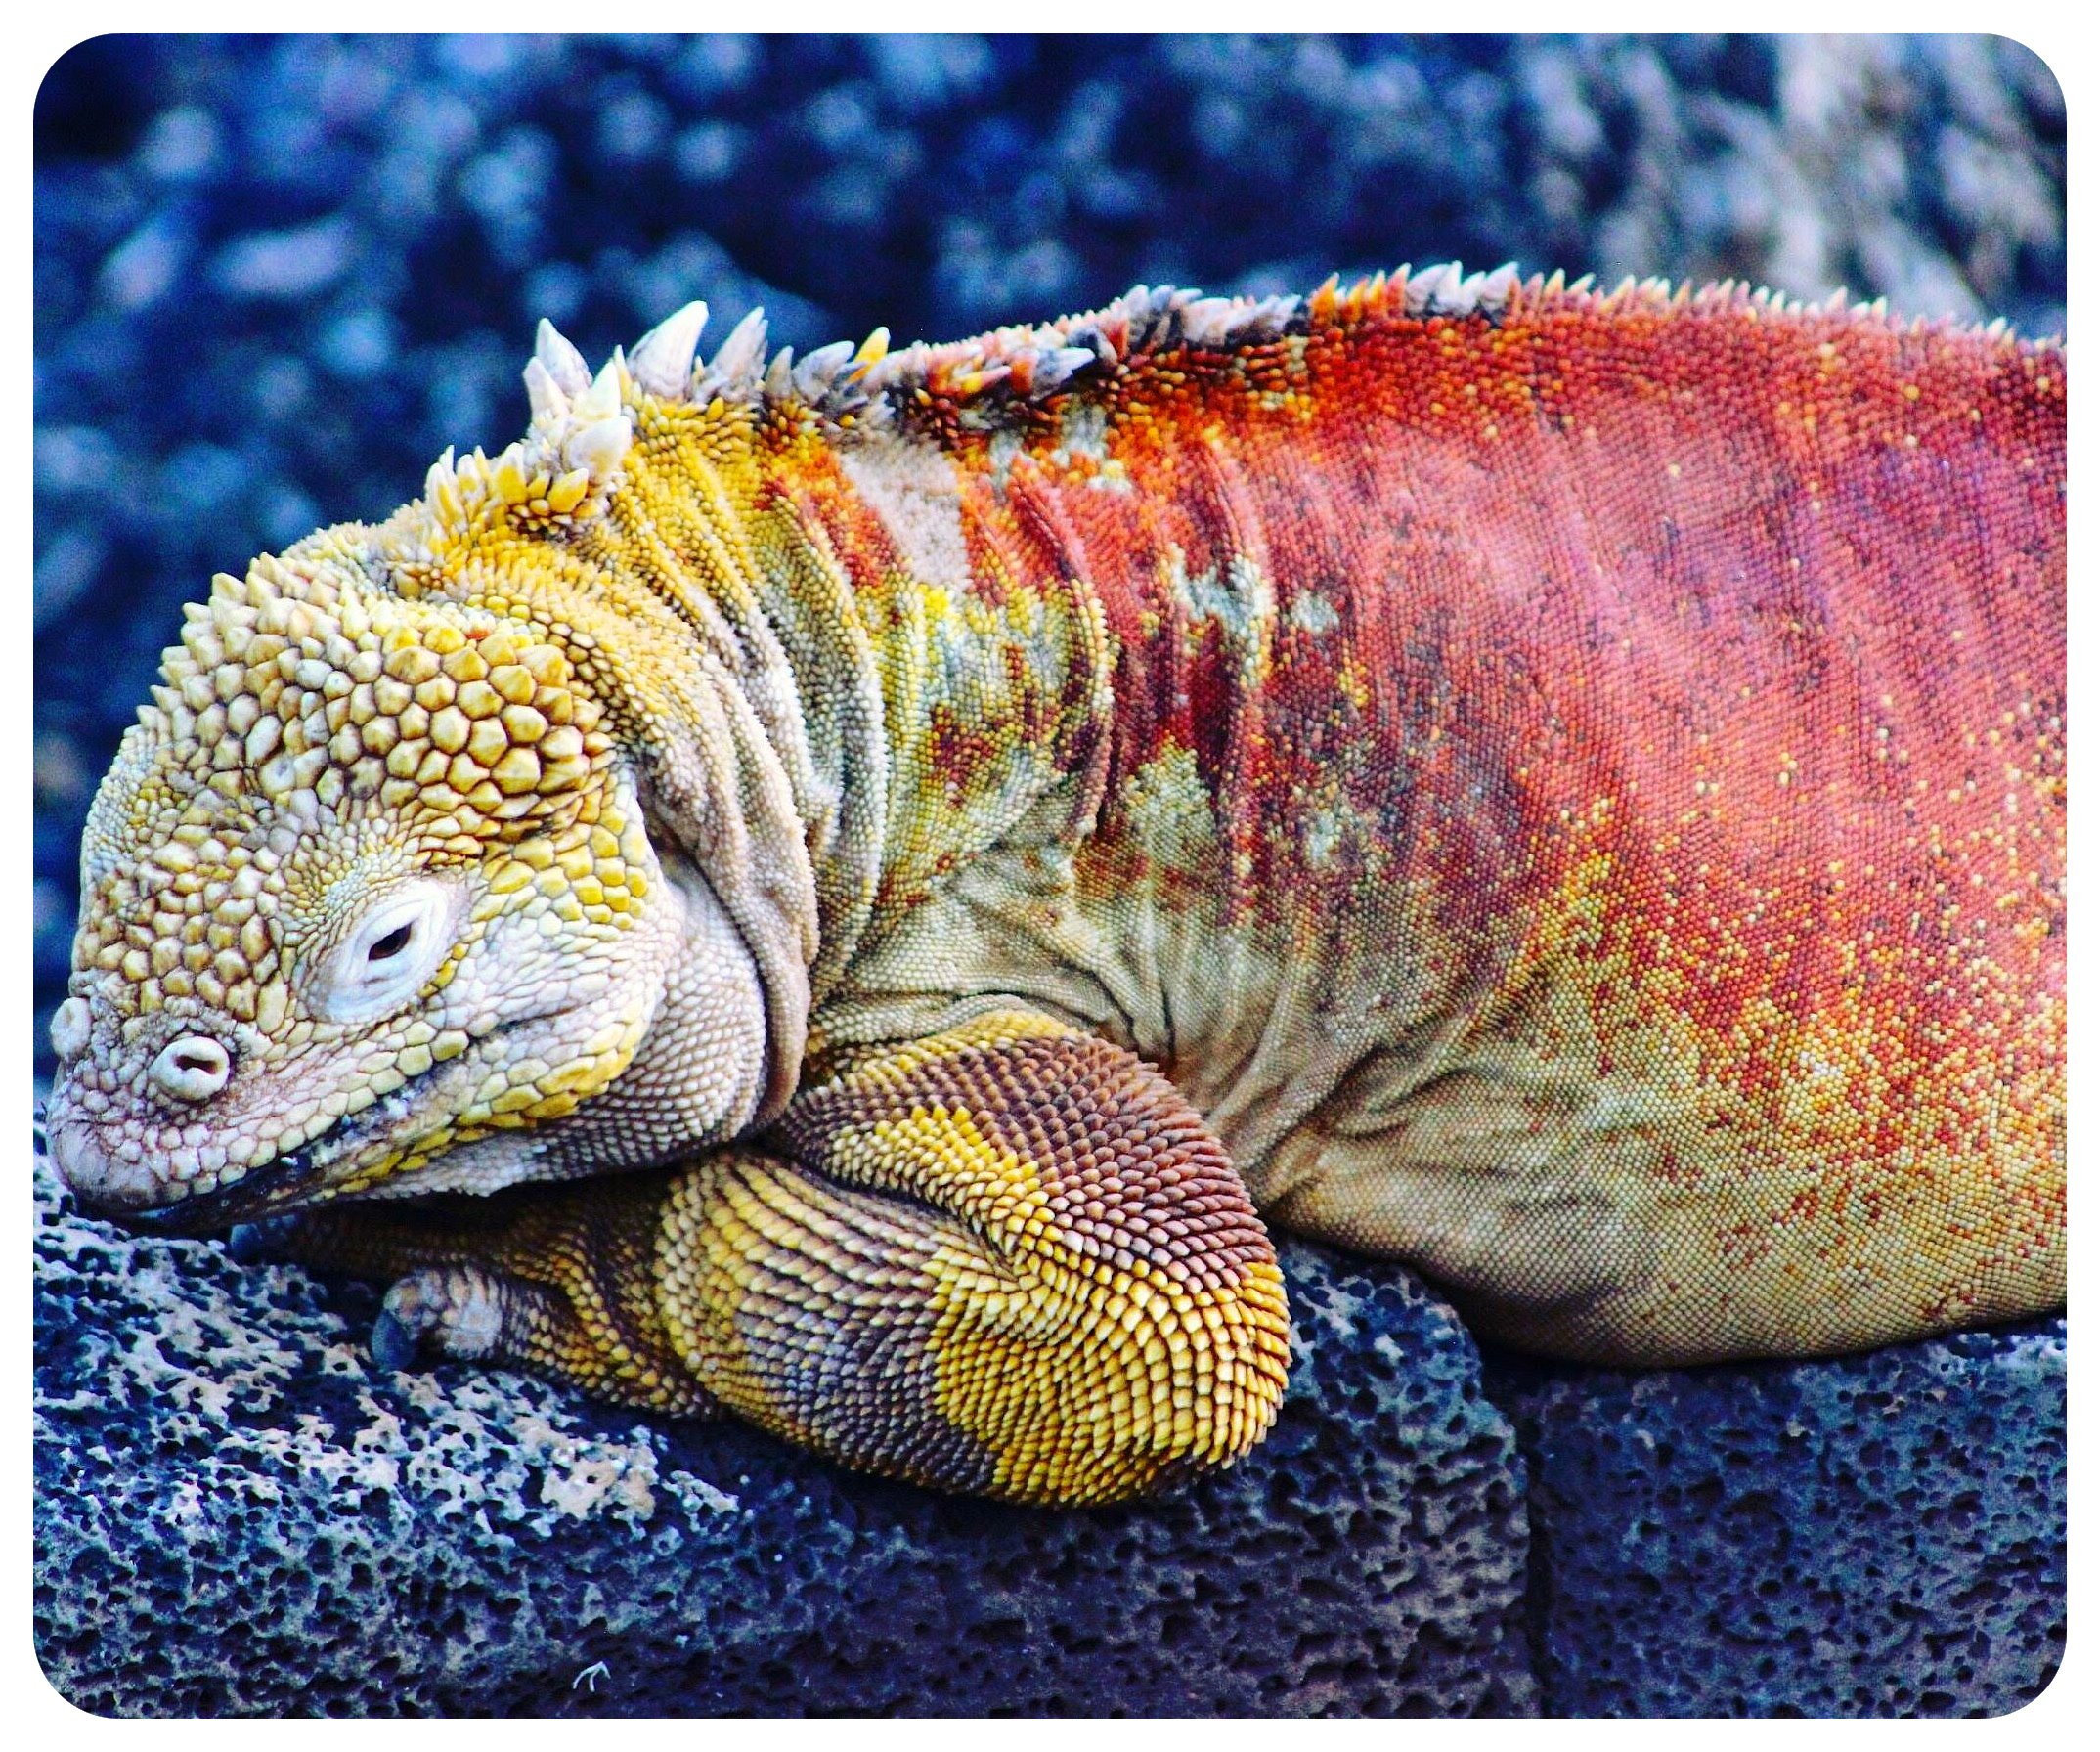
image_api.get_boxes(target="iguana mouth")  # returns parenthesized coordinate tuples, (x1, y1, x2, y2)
(115, 1038, 488, 1237)
(121, 1139, 330, 1236)
(119, 1134, 328, 1226)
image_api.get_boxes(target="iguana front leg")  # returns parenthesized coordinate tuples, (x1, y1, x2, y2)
(235, 1169, 720, 1418)
(244, 1011, 1292, 1505)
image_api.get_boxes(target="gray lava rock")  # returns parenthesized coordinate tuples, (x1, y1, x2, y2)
(32, 1157, 1535, 1718)
(1482, 1325, 2067, 1717)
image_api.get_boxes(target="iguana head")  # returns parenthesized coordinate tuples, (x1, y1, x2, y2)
(45, 305, 829, 1231)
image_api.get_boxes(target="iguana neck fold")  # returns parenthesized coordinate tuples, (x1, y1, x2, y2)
(362, 384, 1125, 1104)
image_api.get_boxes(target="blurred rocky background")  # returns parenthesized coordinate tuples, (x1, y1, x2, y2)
(31, 33, 2066, 1073)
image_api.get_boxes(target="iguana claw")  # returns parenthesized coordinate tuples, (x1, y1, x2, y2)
(227, 1217, 298, 1263)
(369, 1303, 423, 1373)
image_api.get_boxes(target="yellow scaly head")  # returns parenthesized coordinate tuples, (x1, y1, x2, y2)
(46, 303, 802, 1231)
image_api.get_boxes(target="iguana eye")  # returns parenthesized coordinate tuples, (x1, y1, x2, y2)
(308, 881, 462, 1026)
(368, 923, 413, 963)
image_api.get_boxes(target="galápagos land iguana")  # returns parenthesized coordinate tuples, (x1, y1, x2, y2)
(46, 263, 2065, 1506)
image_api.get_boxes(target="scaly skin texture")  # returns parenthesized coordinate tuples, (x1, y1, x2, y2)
(47, 264, 2064, 1503)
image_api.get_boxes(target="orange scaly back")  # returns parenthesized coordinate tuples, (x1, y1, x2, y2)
(799, 265, 2064, 1363)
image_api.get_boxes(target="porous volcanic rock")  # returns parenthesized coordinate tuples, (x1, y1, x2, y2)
(32, 1157, 1535, 1718)
(1482, 1322, 2067, 1717)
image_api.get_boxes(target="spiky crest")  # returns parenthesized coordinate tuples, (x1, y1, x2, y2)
(361, 259, 2058, 573)
(546, 259, 2050, 451)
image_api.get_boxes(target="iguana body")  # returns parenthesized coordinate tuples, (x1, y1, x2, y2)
(47, 264, 2066, 1504)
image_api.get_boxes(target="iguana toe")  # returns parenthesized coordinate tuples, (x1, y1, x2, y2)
(373, 1263, 509, 1370)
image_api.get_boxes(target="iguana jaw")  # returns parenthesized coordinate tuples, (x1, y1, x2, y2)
(46, 950, 654, 1233)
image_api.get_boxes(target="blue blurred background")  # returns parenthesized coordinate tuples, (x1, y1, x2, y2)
(31, 33, 2066, 1073)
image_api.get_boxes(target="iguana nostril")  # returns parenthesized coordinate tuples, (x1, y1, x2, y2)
(149, 1035, 233, 1102)
(50, 996, 92, 1061)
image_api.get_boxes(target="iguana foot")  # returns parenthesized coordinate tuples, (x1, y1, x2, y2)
(233, 1177, 722, 1417)
(372, 1261, 523, 1370)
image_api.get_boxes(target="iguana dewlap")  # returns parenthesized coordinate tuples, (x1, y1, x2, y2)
(47, 264, 2065, 1505)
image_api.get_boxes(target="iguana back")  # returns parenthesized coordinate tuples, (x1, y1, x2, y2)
(812, 269, 2066, 1364)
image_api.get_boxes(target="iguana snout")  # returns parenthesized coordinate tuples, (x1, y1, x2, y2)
(47, 1027, 235, 1207)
